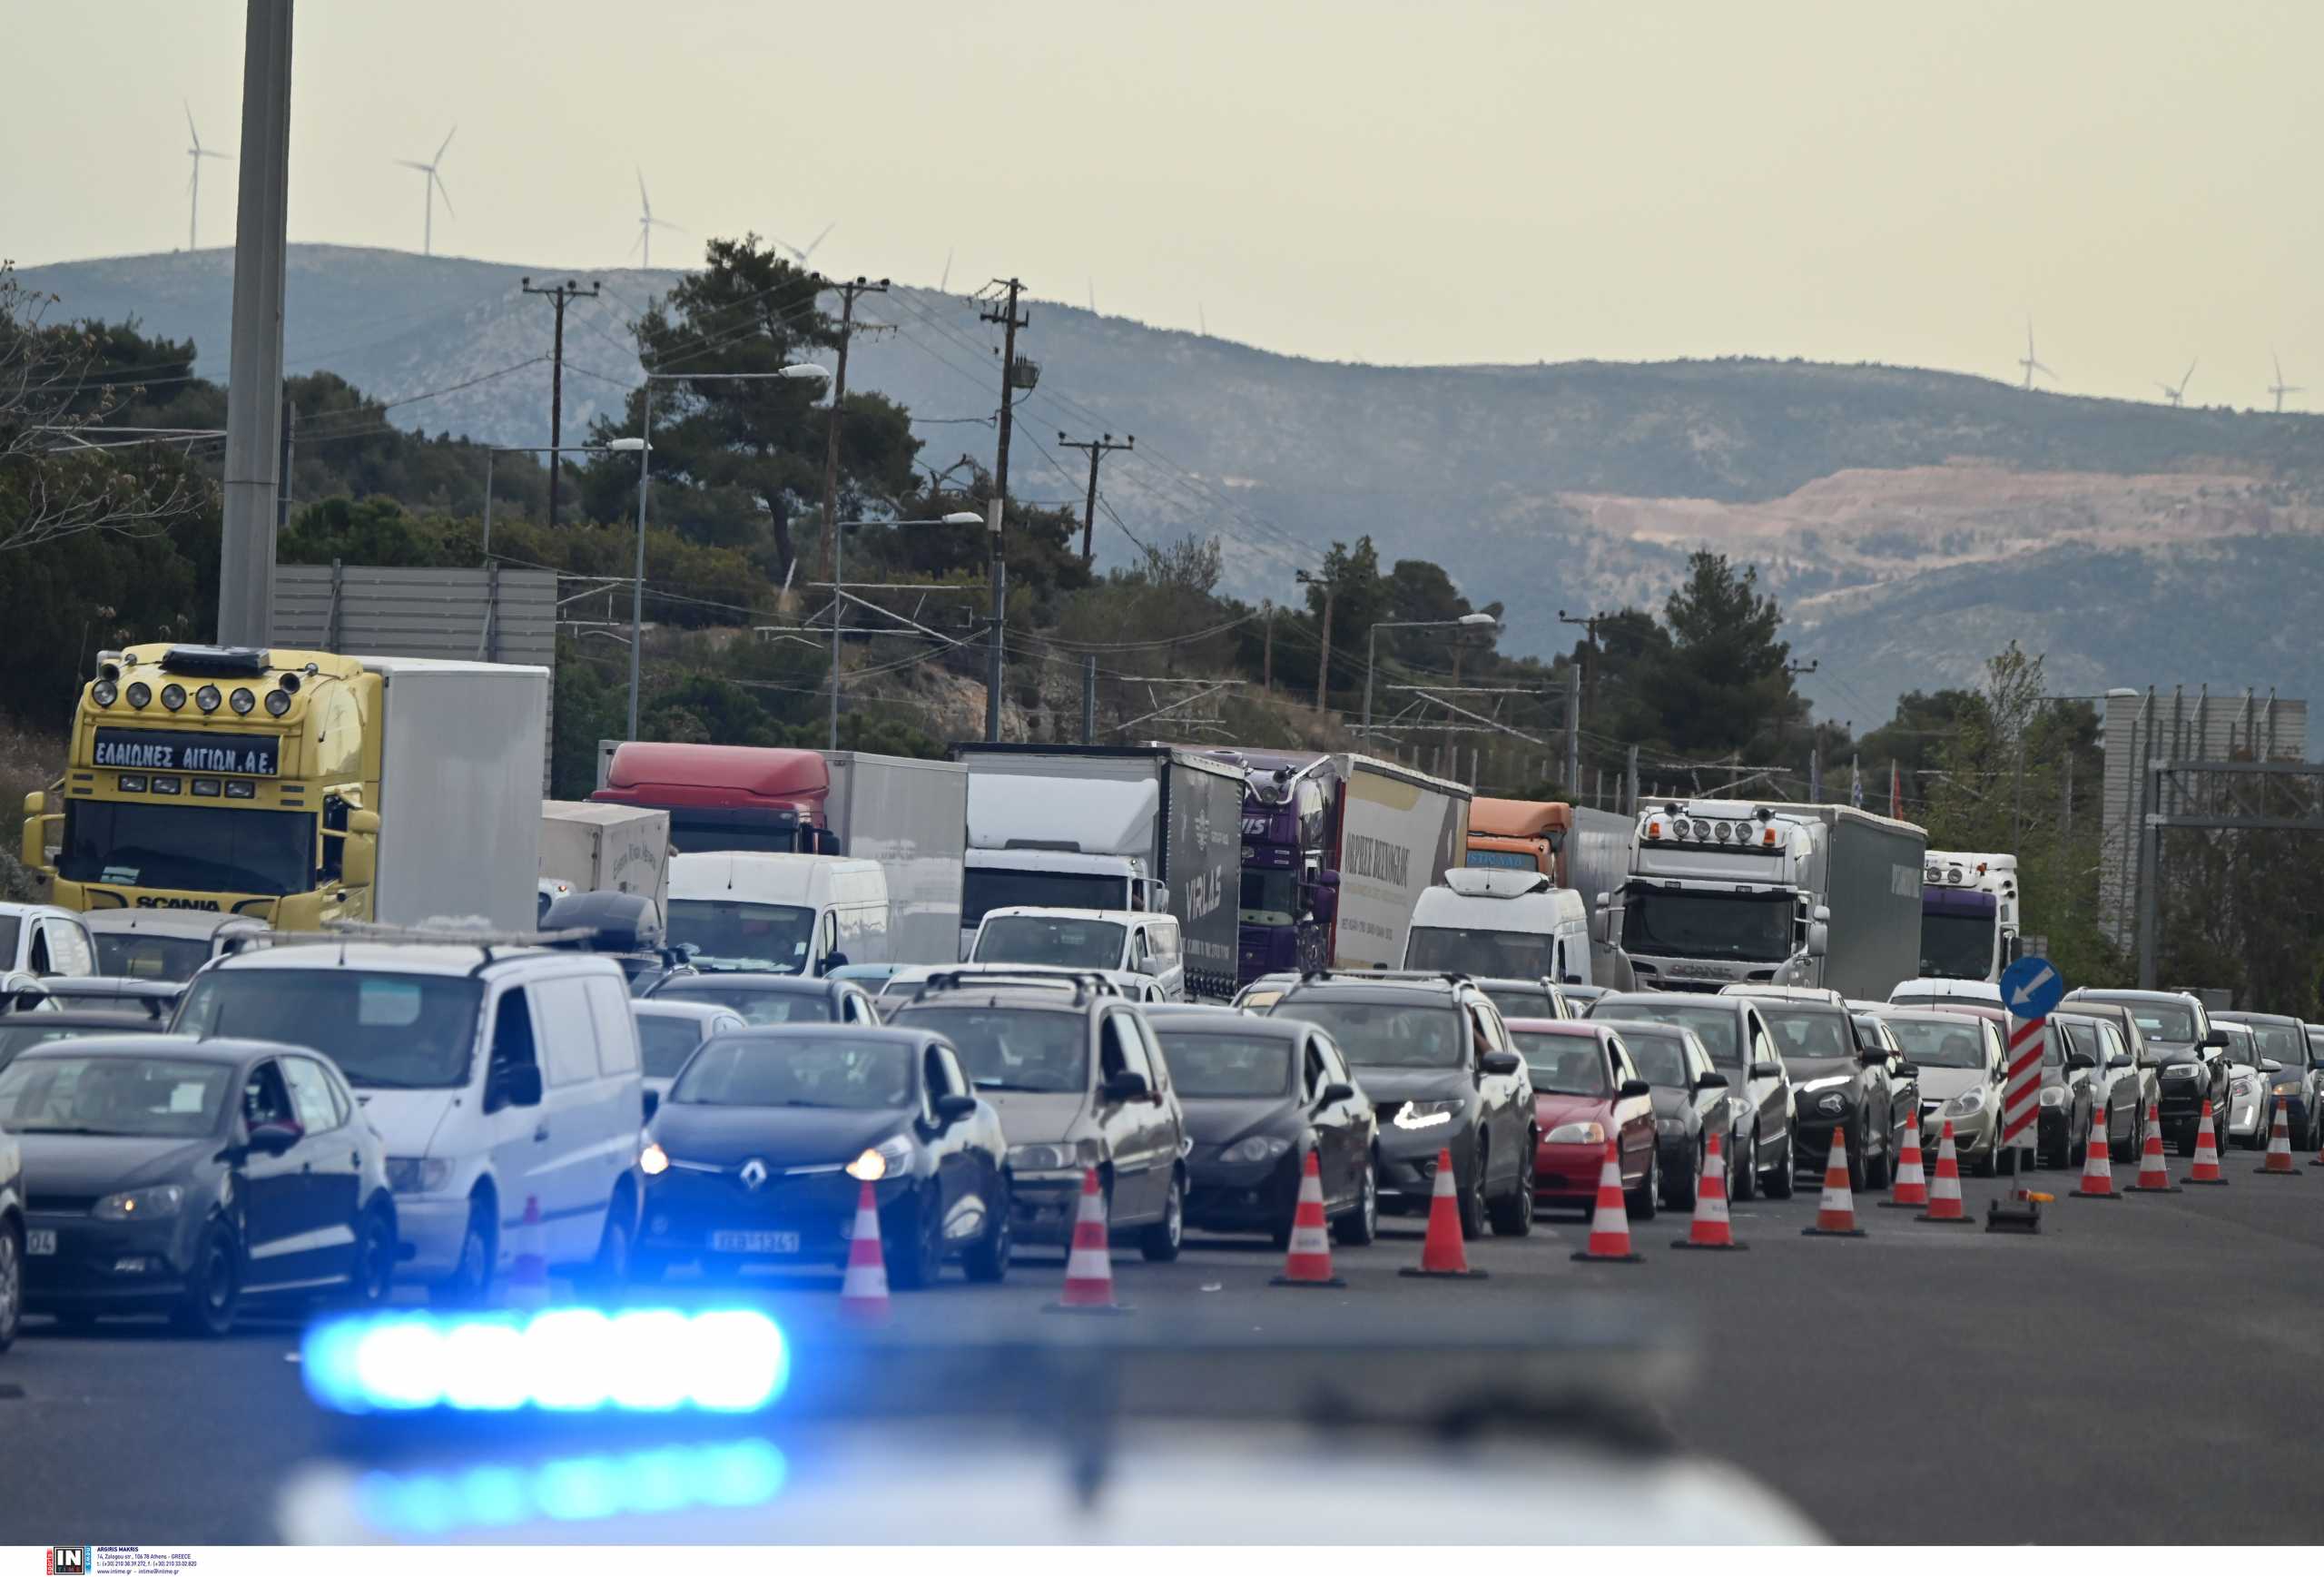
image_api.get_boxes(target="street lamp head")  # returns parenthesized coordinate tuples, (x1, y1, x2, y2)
(781, 363, 832, 381)
(940, 511, 984, 526)
(602, 437, 649, 453)
(1458, 613, 1499, 627)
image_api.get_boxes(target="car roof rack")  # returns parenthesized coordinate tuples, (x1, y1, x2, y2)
(242, 920, 596, 973)
(1295, 968, 1471, 988)
(906, 969, 1122, 1005)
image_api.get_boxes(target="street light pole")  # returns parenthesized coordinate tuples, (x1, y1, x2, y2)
(1362, 614, 1500, 736)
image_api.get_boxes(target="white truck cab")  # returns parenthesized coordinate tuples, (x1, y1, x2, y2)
(666, 852, 890, 977)
(172, 939, 649, 1300)
(1400, 869, 1593, 987)
(966, 906, 1187, 1002)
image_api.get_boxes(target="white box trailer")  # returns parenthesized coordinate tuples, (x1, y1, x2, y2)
(539, 801, 671, 908)
(820, 752, 967, 965)
(363, 657, 547, 931)
(1328, 756, 1472, 972)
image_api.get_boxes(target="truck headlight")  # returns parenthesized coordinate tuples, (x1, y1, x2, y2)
(264, 686, 293, 716)
(1220, 1134, 1295, 1165)
(91, 679, 118, 707)
(195, 684, 222, 714)
(386, 1157, 454, 1194)
(94, 1185, 182, 1221)
(161, 683, 187, 711)
(125, 682, 152, 708)
(229, 685, 256, 715)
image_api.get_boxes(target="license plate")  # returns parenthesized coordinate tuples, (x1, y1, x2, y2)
(25, 1229, 56, 1257)
(710, 1229, 800, 1255)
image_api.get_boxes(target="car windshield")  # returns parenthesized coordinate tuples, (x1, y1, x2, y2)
(1918, 912, 1996, 981)
(961, 868, 1128, 929)
(671, 1036, 914, 1109)
(1154, 1030, 1295, 1099)
(93, 932, 215, 982)
(2216, 1026, 2253, 1063)
(1512, 1030, 1610, 1095)
(0, 1053, 235, 1138)
(894, 1006, 1088, 1094)
(1593, 1003, 1740, 1065)
(1886, 1018, 1988, 1069)
(175, 969, 483, 1089)
(665, 900, 817, 974)
(1404, 926, 1555, 980)
(1760, 1007, 1853, 1061)
(1272, 998, 1462, 1069)
(1484, 987, 1551, 1022)
(2239, 1023, 2307, 1065)
(0, 1020, 162, 1069)
(635, 1014, 712, 1078)
(654, 981, 834, 1027)
(1620, 889, 1794, 962)
(1619, 1030, 1692, 1089)
(58, 801, 313, 897)
(1239, 869, 1300, 929)
(973, 916, 1128, 970)
(2092, 1000, 2196, 1044)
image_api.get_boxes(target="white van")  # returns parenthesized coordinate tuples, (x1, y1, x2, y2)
(1401, 869, 1594, 987)
(965, 906, 1186, 1002)
(173, 941, 649, 1301)
(665, 853, 890, 977)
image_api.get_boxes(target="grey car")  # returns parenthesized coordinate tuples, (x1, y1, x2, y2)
(1603, 1020, 1729, 1209)
(2048, 1000, 2160, 1162)
(2065, 990, 2231, 1158)
(2213, 1012, 2319, 1150)
(1587, 992, 1797, 1200)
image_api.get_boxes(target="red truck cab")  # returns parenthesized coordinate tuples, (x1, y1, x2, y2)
(592, 743, 837, 854)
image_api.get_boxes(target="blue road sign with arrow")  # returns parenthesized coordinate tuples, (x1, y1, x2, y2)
(2000, 955, 2066, 1020)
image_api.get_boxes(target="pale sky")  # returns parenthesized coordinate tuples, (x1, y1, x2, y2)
(8, 1, 2320, 409)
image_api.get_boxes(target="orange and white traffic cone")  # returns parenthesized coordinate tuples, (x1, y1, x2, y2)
(1049, 1166, 1127, 1313)
(1571, 1139, 1644, 1263)
(1881, 1117, 1928, 1209)
(1918, 1121, 1972, 1224)
(2256, 1096, 2301, 1177)
(1400, 1148, 1487, 1279)
(2186, 1099, 2229, 1185)
(507, 1192, 549, 1309)
(2132, 1099, 2180, 1193)
(2073, 1106, 2120, 1198)
(1670, 1128, 1745, 1250)
(837, 1179, 891, 1325)
(1802, 1127, 1866, 1237)
(1271, 1146, 1345, 1287)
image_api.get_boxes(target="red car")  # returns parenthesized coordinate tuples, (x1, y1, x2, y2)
(1504, 1020, 1659, 1217)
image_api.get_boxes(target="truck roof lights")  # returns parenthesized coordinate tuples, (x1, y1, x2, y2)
(91, 679, 118, 707)
(194, 685, 222, 714)
(264, 687, 292, 716)
(1713, 822, 1732, 843)
(161, 684, 186, 711)
(1761, 826, 1778, 846)
(125, 682, 152, 708)
(228, 686, 257, 715)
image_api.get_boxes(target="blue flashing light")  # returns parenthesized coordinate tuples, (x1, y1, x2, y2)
(356, 1440, 789, 1537)
(300, 1306, 789, 1415)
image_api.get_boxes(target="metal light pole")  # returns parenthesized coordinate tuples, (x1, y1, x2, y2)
(481, 443, 617, 559)
(1363, 613, 1500, 735)
(827, 512, 983, 748)
(619, 364, 829, 742)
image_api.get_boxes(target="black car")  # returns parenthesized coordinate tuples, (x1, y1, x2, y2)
(2066, 990, 2231, 1157)
(1748, 997, 1903, 1191)
(1601, 1020, 1729, 1209)
(1268, 972, 1534, 1240)
(1852, 1010, 1925, 1156)
(636, 1025, 1011, 1289)
(648, 971, 881, 1027)
(2213, 1012, 2320, 1150)
(0, 1009, 171, 1073)
(1147, 1009, 1378, 1247)
(1587, 993, 1797, 1200)
(0, 1035, 397, 1336)
(2038, 1013, 2107, 1168)
(0, 1109, 20, 1352)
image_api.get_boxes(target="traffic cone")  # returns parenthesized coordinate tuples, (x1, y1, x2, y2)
(1400, 1148, 1487, 1279)
(2256, 1096, 2301, 1177)
(1917, 1121, 1973, 1224)
(837, 1179, 891, 1325)
(1880, 1117, 1928, 1209)
(2073, 1107, 2120, 1198)
(2186, 1100, 2229, 1185)
(1801, 1128, 1866, 1237)
(1670, 1128, 1745, 1250)
(1049, 1166, 1128, 1313)
(1271, 1146, 1345, 1287)
(1571, 1139, 1644, 1263)
(506, 1192, 549, 1309)
(2132, 1099, 2180, 1193)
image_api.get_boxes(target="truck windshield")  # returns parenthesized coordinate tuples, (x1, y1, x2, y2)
(1919, 912, 1995, 981)
(666, 811, 804, 855)
(58, 801, 311, 897)
(974, 916, 1127, 969)
(1620, 890, 1792, 963)
(666, 900, 817, 973)
(1239, 870, 1299, 928)
(1405, 926, 1554, 980)
(175, 970, 485, 1089)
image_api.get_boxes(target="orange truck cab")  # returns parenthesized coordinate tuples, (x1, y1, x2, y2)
(1465, 797, 1575, 885)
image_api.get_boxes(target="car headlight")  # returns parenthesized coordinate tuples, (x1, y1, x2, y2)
(1393, 1099, 1462, 1131)
(93, 1185, 183, 1221)
(2040, 1086, 2066, 1108)
(1546, 1120, 1606, 1144)
(1814, 1092, 1847, 1116)
(1220, 1133, 1295, 1165)
(2230, 1077, 2254, 1097)
(2164, 1063, 2199, 1079)
(1654, 1117, 1684, 1136)
(846, 1133, 915, 1182)
(386, 1157, 454, 1194)
(2272, 1081, 2304, 1097)
(639, 1143, 670, 1178)
(1947, 1089, 1987, 1116)
(1008, 1142, 1087, 1173)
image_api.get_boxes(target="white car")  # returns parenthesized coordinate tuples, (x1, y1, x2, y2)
(2214, 1020, 2268, 1148)
(0, 902, 96, 981)
(83, 910, 266, 983)
(1886, 977, 2004, 1010)
(630, 999, 745, 1101)
(964, 907, 1186, 1002)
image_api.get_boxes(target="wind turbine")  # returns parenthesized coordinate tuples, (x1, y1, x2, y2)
(2270, 351, 2302, 414)
(940, 248, 953, 291)
(775, 222, 834, 269)
(182, 102, 231, 251)
(2156, 358, 2197, 408)
(2017, 320, 2055, 390)
(630, 169, 683, 268)
(394, 125, 457, 255)
(1088, 278, 1098, 314)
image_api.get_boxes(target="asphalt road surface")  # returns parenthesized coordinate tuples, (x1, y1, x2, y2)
(5, 1156, 2323, 1544)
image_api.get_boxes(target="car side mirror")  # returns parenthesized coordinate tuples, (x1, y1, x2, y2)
(2202, 1028, 2229, 1049)
(1697, 1069, 1728, 1089)
(342, 822, 378, 890)
(1619, 1077, 1651, 1099)
(1480, 1050, 1521, 1078)
(490, 1061, 544, 1111)
(247, 1120, 301, 1157)
(642, 1088, 661, 1123)
(1135, 955, 1164, 976)
(1101, 1070, 1150, 1103)
(933, 1092, 979, 1123)
(2260, 1059, 2284, 1075)
(1859, 1047, 1888, 1067)
(2065, 1052, 2095, 1072)
(1750, 1060, 1783, 1079)
(822, 951, 850, 975)
(1317, 1081, 1355, 1107)
(1894, 1060, 1920, 1079)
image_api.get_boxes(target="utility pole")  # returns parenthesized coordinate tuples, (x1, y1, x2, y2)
(1261, 601, 1274, 696)
(275, 394, 296, 534)
(1563, 663, 1581, 795)
(980, 279, 1029, 742)
(216, 0, 294, 646)
(1059, 431, 1133, 563)
(521, 277, 600, 530)
(819, 276, 889, 582)
(1625, 744, 1640, 815)
(1081, 655, 1098, 744)
(1558, 607, 1613, 723)
(1295, 568, 1334, 713)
